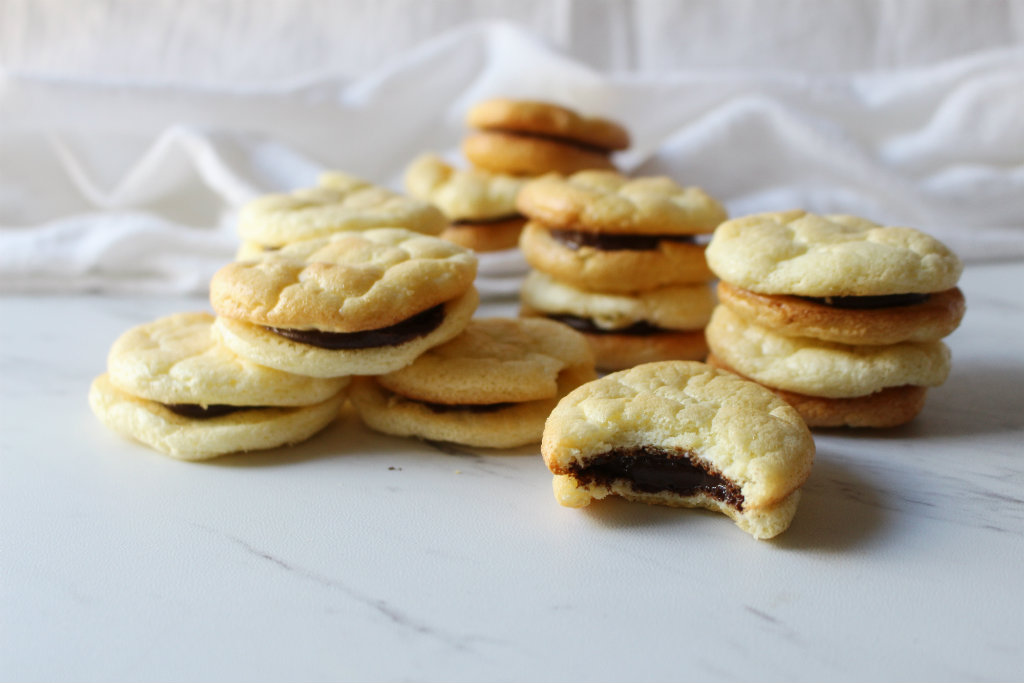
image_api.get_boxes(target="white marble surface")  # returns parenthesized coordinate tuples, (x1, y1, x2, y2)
(2, 261, 1023, 682)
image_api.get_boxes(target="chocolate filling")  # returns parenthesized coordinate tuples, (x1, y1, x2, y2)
(164, 403, 261, 419)
(422, 401, 515, 414)
(489, 128, 612, 155)
(796, 293, 930, 309)
(451, 214, 523, 226)
(545, 314, 665, 336)
(569, 446, 744, 509)
(549, 229, 697, 252)
(266, 304, 445, 350)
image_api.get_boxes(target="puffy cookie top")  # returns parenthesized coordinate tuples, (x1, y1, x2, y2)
(705, 306, 952, 398)
(403, 154, 526, 221)
(238, 171, 446, 246)
(516, 171, 728, 234)
(706, 210, 963, 296)
(542, 360, 814, 509)
(210, 228, 478, 332)
(107, 312, 348, 405)
(466, 98, 630, 150)
(377, 317, 594, 405)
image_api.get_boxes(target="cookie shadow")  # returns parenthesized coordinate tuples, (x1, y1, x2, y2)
(581, 496, 692, 529)
(772, 450, 887, 551)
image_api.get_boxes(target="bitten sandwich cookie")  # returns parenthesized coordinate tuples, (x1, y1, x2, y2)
(705, 210, 965, 427)
(236, 171, 447, 256)
(520, 270, 712, 371)
(89, 312, 348, 460)
(403, 153, 528, 252)
(462, 98, 629, 176)
(350, 317, 597, 449)
(211, 228, 479, 377)
(517, 171, 727, 291)
(541, 361, 815, 540)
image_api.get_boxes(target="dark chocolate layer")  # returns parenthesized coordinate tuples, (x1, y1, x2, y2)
(489, 128, 613, 155)
(451, 214, 523, 226)
(164, 404, 260, 419)
(549, 229, 697, 252)
(422, 400, 516, 414)
(545, 314, 664, 336)
(796, 293, 930, 309)
(569, 446, 744, 509)
(266, 304, 445, 350)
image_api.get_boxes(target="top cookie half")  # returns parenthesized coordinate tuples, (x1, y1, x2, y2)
(705, 210, 963, 296)
(467, 98, 630, 151)
(211, 228, 478, 332)
(516, 171, 728, 235)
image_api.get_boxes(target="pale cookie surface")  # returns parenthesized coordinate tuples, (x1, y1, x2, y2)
(238, 173, 446, 247)
(542, 361, 814, 538)
(707, 354, 929, 428)
(516, 171, 728, 235)
(376, 317, 595, 404)
(211, 228, 478, 332)
(462, 131, 616, 177)
(717, 282, 967, 345)
(403, 154, 526, 221)
(213, 288, 478, 378)
(89, 374, 345, 460)
(705, 305, 952, 398)
(521, 270, 714, 332)
(107, 312, 349, 406)
(518, 222, 712, 291)
(706, 210, 963, 296)
(350, 364, 596, 449)
(466, 98, 630, 150)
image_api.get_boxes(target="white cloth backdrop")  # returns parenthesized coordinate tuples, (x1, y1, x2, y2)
(2, 9, 1023, 295)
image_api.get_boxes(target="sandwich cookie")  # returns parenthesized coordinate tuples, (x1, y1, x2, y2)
(350, 318, 597, 448)
(517, 171, 727, 291)
(520, 270, 713, 371)
(89, 312, 348, 460)
(236, 171, 447, 256)
(403, 153, 528, 252)
(462, 98, 629, 176)
(542, 361, 815, 540)
(212, 228, 479, 377)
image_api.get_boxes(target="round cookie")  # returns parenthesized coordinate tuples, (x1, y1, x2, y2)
(90, 312, 349, 460)
(238, 171, 446, 248)
(541, 361, 815, 540)
(519, 222, 712, 292)
(107, 312, 348, 405)
(403, 154, 528, 251)
(350, 318, 597, 448)
(462, 131, 616, 177)
(516, 171, 728, 235)
(717, 281, 967, 346)
(705, 305, 951, 399)
(521, 270, 714, 332)
(210, 228, 479, 376)
(705, 210, 963, 297)
(90, 374, 345, 461)
(466, 98, 630, 151)
(706, 354, 928, 428)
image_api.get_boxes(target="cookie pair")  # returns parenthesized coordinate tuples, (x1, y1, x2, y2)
(89, 313, 348, 460)
(236, 171, 447, 257)
(517, 170, 728, 371)
(542, 361, 815, 540)
(212, 228, 479, 378)
(351, 317, 597, 448)
(705, 210, 966, 427)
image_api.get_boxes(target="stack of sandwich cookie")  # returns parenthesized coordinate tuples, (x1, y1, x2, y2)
(705, 210, 965, 427)
(541, 361, 815, 540)
(89, 313, 348, 460)
(462, 98, 630, 176)
(236, 171, 447, 258)
(350, 318, 597, 448)
(404, 153, 528, 252)
(517, 170, 727, 371)
(211, 227, 479, 378)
